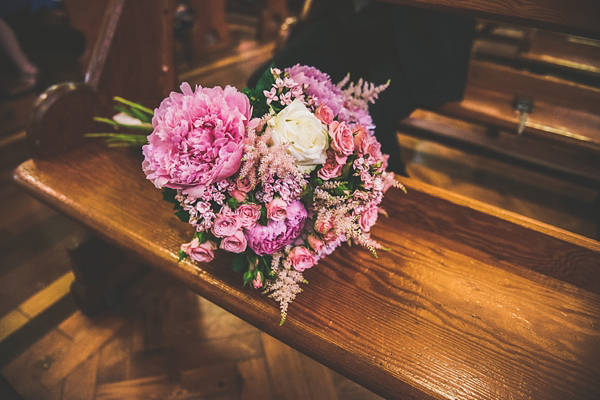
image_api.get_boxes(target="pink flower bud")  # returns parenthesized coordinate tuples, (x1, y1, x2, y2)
(252, 271, 263, 289)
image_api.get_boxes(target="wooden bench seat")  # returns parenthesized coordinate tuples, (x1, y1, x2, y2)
(13, 142, 600, 399)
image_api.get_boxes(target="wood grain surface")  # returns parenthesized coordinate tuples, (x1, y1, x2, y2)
(13, 144, 600, 399)
(377, 0, 600, 38)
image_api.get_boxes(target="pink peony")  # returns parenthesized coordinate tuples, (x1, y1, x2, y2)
(288, 246, 316, 272)
(181, 238, 217, 263)
(314, 105, 334, 125)
(329, 121, 355, 156)
(266, 198, 287, 221)
(359, 206, 379, 232)
(212, 212, 242, 237)
(220, 230, 247, 253)
(236, 204, 262, 229)
(142, 83, 251, 197)
(246, 200, 307, 255)
(285, 65, 345, 116)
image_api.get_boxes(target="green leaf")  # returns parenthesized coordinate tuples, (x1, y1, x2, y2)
(255, 63, 276, 95)
(162, 188, 178, 203)
(300, 183, 314, 203)
(258, 206, 268, 226)
(243, 270, 253, 287)
(232, 253, 246, 272)
(113, 96, 154, 116)
(227, 196, 239, 210)
(178, 250, 187, 262)
(194, 231, 207, 243)
(174, 209, 190, 223)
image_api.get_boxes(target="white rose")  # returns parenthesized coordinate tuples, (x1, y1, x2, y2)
(270, 99, 329, 173)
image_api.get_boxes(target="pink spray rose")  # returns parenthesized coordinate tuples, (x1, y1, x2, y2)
(267, 198, 288, 221)
(142, 83, 251, 197)
(181, 238, 217, 263)
(314, 105, 334, 125)
(230, 189, 247, 203)
(359, 206, 379, 232)
(318, 149, 344, 180)
(314, 215, 333, 235)
(353, 124, 368, 149)
(307, 235, 324, 253)
(329, 121, 355, 157)
(246, 200, 307, 255)
(220, 230, 247, 253)
(288, 246, 316, 272)
(212, 212, 242, 237)
(360, 134, 384, 163)
(236, 204, 262, 229)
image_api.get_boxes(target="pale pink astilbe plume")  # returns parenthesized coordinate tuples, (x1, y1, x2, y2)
(262, 251, 307, 324)
(336, 75, 390, 128)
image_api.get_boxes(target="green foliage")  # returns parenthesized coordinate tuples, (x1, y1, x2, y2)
(227, 196, 239, 210)
(258, 205, 268, 226)
(162, 188, 189, 223)
(232, 253, 246, 272)
(243, 63, 277, 119)
(178, 250, 187, 262)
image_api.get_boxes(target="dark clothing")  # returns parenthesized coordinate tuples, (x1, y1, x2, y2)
(249, 1, 475, 175)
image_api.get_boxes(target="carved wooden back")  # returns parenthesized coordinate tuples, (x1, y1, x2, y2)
(27, 0, 176, 159)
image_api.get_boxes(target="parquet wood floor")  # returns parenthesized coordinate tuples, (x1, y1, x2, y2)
(1, 11, 598, 399)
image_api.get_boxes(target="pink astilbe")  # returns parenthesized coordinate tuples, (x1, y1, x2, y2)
(262, 251, 307, 324)
(336, 75, 390, 128)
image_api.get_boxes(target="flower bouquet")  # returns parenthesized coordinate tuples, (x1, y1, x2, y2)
(91, 64, 404, 323)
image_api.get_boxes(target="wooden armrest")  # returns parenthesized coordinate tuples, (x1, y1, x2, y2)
(13, 143, 600, 399)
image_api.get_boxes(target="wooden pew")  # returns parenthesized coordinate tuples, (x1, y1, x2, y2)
(13, 1, 600, 398)
(13, 142, 600, 399)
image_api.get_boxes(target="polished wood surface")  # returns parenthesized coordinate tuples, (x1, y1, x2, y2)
(378, 0, 600, 38)
(13, 143, 600, 399)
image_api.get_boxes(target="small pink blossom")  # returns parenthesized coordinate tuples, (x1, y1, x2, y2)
(264, 88, 278, 104)
(181, 238, 216, 262)
(236, 204, 262, 229)
(220, 230, 247, 253)
(267, 198, 288, 221)
(307, 235, 324, 252)
(314, 105, 333, 125)
(212, 213, 242, 237)
(329, 121, 355, 157)
(288, 246, 316, 272)
(360, 206, 379, 232)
